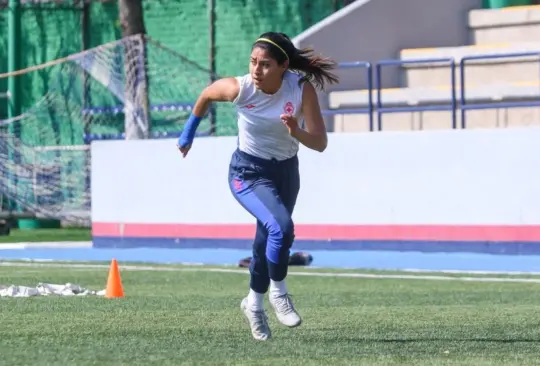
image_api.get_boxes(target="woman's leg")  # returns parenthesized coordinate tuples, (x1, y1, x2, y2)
(267, 156, 301, 327)
(246, 220, 269, 311)
(228, 153, 300, 339)
(241, 220, 272, 341)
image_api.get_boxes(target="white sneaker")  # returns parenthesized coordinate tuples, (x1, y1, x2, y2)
(269, 293, 302, 327)
(240, 297, 272, 341)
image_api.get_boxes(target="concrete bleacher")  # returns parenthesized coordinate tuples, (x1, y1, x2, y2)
(329, 5, 540, 132)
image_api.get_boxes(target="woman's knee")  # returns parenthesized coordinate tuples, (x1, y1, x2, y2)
(269, 216, 294, 242)
(265, 216, 294, 263)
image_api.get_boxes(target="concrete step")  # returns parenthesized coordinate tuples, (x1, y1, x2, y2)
(327, 83, 540, 133)
(469, 5, 540, 44)
(332, 107, 540, 133)
(399, 42, 540, 87)
(328, 82, 540, 109)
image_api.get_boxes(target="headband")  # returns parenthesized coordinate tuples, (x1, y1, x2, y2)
(255, 38, 289, 61)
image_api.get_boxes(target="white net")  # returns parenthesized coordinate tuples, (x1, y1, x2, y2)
(0, 34, 236, 225)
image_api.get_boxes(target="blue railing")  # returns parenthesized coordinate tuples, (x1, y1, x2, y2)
(324, 51, 540, 131)
(82, 102, 194, 116)
(321, 61, 373, 131)
(459, 51, 540, 128)
(375, 58, 456, 130)
(81, 102, 197, 142)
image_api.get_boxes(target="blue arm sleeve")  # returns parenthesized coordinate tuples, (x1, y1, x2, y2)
(177, 113, 202, 148)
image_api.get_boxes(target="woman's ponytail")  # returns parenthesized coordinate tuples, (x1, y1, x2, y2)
(289, 46, 339, 90)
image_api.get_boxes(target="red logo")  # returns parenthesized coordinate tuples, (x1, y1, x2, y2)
(284, 101, 294, 115)
(245, 104, 256, 109)
(233, 178, 242, 191)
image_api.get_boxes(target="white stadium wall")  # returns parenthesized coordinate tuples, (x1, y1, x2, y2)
(91, 127, 540, 255)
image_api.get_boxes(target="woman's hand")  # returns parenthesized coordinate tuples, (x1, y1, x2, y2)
(177, 143, 191, 158)
(292, 81, 328, 152)
(280, 113, 300, 137)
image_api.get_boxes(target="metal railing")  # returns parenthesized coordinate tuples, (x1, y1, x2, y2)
(81, 103, 197, 142)
(81, 102, 194, 116)
(375, 58, 456, 130)
(459, 51, 540, 128)
(326, 51, 540, 131)
(321, 61, 373, 131)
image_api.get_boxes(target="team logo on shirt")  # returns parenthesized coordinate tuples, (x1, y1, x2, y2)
(284, 101, 294, 115)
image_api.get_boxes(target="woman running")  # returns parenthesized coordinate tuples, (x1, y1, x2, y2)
(177, 32, 339, 341)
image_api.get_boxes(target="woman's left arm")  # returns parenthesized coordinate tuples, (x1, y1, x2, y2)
(281, 81, 328, 152)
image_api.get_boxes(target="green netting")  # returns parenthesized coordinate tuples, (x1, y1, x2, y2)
(0, 35, 220, 223)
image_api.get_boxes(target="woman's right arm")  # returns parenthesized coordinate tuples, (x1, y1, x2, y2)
(191, 77, 240, 117)
(177, 77, 240, 157)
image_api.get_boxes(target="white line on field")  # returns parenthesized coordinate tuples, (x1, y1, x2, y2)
(1, 261, 540, 284)
(309, 266, 540, 276)
(0, 242, 92, 249)
(400, 268, 540, 276)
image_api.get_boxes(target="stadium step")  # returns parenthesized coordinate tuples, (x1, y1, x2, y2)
(329, 82, 540, 109)
(398, 41, 540, 88)
(469, 5, 540, 44)
(328, 82, 540, 133)
(331, 106, 540, 133)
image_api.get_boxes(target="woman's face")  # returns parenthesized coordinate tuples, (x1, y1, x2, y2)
(249, 46, 287, 93)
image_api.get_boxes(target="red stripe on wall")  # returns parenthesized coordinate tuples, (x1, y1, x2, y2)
(91, 223, 540, 242)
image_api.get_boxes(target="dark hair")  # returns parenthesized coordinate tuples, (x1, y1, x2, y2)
(253, 32, 339, 90)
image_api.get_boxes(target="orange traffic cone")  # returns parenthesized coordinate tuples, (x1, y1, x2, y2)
(105, 258, 124, 298)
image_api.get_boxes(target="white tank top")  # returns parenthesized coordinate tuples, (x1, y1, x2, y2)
(232, 70, 305, 161)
